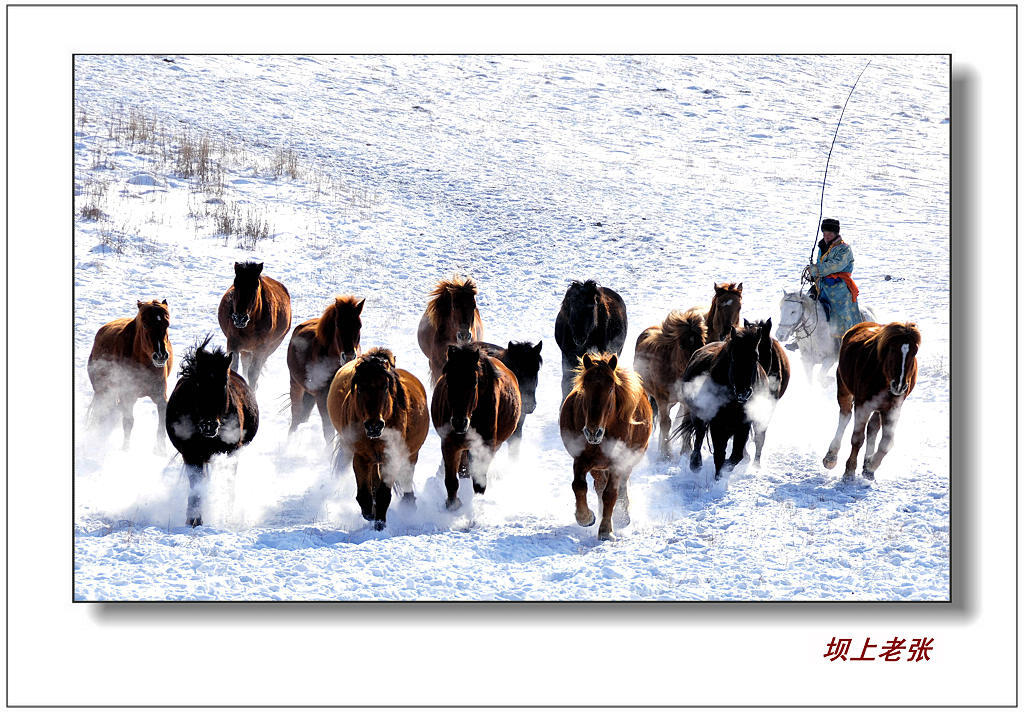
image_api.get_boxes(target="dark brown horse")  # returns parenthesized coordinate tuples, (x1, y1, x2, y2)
(823, 322, 921, 481)
(554, 280, 628, 402)
(478, 340, 543, 458)
(634, 307, 707, 458)
(430, 344, 521, 510)
(704, 282, 743, 342)
(327, 348, 429, 530)
(560, 353, 653, 540)
(748, 318, 791, 466)
(417, 276, 484, 385)
(218, 261, 291, 390)
(87, 299, 173, 453)
(165, 337, 259, 527)
(677, 325, 768, 480)
(287, 296, 364, 441)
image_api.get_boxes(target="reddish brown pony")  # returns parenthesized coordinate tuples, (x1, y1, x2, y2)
(704, 282, 743, 342)
(430, 344, 521, 510)
(287, 296, 365, 441)
(87, 299, 173, 453)
(823, 322, 921, 481)
(559, 353, 653, 540)
(634, 307, 707, 458)
(417, 276, 484, 385)
(327, 348, 429, 530)
(218, 261, 292, 390)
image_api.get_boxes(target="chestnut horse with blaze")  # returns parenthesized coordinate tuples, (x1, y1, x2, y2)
(327, 348, 429, 530)
(824, 322, 921, 481)
(418, 276, 484, 385)
(704, 282, 743, 342)
(633, 307, 707, 458)
(560, 353, 653, 540)
(287, 296, 364, 441)
(88, 299, 173, 453)
(218, 261, 291, 390)
(431, 344, 521, 510)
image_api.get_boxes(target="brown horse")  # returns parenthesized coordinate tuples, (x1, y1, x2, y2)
(634, 307, 707, 458)
(417, 276, 484, 385)
(824, 322, 921, 481)
(560, 353, 653, 540)
(218, 261, 291, 390)
(430, 344, 521, 510)
(287, 296, 365, 441)
(327, 348, 429, 530)
(704, 282, 743, 342)
(87, 299, 173, 453)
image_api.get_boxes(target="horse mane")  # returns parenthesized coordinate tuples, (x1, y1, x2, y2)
(568, 279, 601, 298)
(425, 275, 477, 329)
(571, 353, 647, 426)
(315, 295, 362, 348)
(179, 335, 226, 380)
(872, 322, 921, 355)
(639, 308, 706, 354)
(352, 346, 407, 412)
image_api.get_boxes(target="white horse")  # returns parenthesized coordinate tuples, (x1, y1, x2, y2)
(776, 289, 875, 385)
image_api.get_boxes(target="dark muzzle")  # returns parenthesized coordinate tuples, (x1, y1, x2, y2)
(231, 313, 250, 329)
(451, 417, 469, 435)
(364, 419, 385, 439)
(889, 379, 909, 397)
(197, 419, 220, 438)
(456, 330, 472, 345)
(583, 426, 605, 445)
(342, 351, 357, 364)
(151, 351, 168, 368)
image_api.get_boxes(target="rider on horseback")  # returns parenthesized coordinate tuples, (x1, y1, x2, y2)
(799, 218, 863, 348)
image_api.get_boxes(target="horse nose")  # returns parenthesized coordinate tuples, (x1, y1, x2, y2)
(197, 419, 220, 437)
(451, 417, 469, 434)
(736, 388, 753, 403)
(456, 330, 472, 344)
(342, 351, 357, 364)
(364, 419, 385, 439)
(152, 352, 167, 366)
(232, 313, 249, 328)
(890, 379, 908, 396)
(583, 426, 605, 444)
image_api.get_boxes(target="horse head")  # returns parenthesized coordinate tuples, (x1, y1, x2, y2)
(136, 299, 170, 368)
(775, 290, 808, 341)
(566, 280, 601, 348)
(575, 352, 620, 445)
(230, 261, 264, 328)
(443, 344, 486, 435)
(326, 296, 364, 364)
(350, 348, 402, 440)
(503, 340, 543, 414)
(876, 323, 921, 397)
(724, 325, 761, 403)
(711, 282, 743, 335)
(180, 337, 234, 438)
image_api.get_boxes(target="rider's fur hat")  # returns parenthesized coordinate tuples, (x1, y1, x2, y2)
(821, 218, 840, 233)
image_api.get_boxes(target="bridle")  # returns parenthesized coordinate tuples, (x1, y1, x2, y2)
(781, 293, 821, 341)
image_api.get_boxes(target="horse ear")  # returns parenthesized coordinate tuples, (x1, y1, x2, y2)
(161, 299, 168, 306)
(234, 262, 242, 274)
(736, 282, 743, 293)
(608, 354, 618, 370)
(255, 262, 264, 274)
(713, 282, 720, 291)
(354, 298, 365, 315)
(743, 318, 751, 328)
(534, 341, 543, 355)
(508, 341, 514, 352)
(582, 353, 595, 369)
(136, 300, 143, 309)
(729, 325, 737, 339)
(765, 317, 772, 331)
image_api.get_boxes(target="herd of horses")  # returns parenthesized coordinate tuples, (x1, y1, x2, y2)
(86, 263, 922, 538)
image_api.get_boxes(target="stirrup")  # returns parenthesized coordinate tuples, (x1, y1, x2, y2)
(784, 342, 799, 352)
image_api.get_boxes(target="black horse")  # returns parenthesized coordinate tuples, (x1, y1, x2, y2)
(165, 337, 259, 527)
(749, 317, 791, 466)
(479, 340, 543, 457)
(554, 280, 628, 402)
(676, 324, 767, 480)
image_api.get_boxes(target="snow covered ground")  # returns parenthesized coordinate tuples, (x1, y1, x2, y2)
(73, 55, 950, 601)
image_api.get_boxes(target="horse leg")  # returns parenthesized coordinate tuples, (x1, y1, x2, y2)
(152, 394, 167, 455)
(863, 411, 882, 469)
(842, 405, 872, 481)
(728, 423, 751, 469)
(560, 356, 576, 404)
(572, 458, 595, 527)
(657, 398, 673, 459)
(507, 415, 525, 459)
(441, 439, 463, 511)
(752, 423, 766, 467)
(864, 407, 902, 479)
(371, 463, 390, 530)
(823, 383, 854, 469)
(120, 397, 135, 450)
(689, 417, 707, 471)
(352, 454, 375, 522)
(711, 425, 730, 481)
(397, 454, 417, 508)
(597, 471, 620, 540)
(314, 391, 334, 445)
(246, 351, 268, 390)
(185, 462, 206, 527)
(612, 471, 631, 528)
(288, 381, 315, 434)
(470, 445, 495, 495)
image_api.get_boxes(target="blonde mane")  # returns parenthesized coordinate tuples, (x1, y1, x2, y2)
(637, 307, 707, 355)
(571, 353, 647, 426)
(424, 276, 478, 330)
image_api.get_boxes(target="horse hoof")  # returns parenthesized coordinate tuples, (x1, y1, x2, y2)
(187, 516, 202, 527)
(373, 520, 386, 531)
(401, 493, 416, 508)
(823, 452, 838, 470)
(689, 454, 702, 472)
(472, 481, 486, 495)
(598, 527, 615, 541)
(613, 511, 630, 528)
(360, 511, 374, 522)
(862, 470, 875, 481)
(576, 509, 596, 527)
(445, 497, 462, 511)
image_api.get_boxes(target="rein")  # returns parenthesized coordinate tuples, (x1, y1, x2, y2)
(782, 294, 821, 341)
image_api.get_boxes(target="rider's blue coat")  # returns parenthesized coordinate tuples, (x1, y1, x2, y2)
(809, 239, 863, 338)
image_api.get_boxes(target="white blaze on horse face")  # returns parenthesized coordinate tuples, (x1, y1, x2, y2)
(899, 343, 910, 388)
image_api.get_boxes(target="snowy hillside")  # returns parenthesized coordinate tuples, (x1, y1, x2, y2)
(73, 55, 950, 601)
